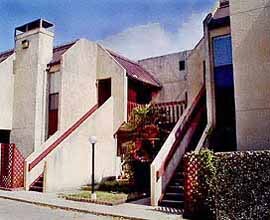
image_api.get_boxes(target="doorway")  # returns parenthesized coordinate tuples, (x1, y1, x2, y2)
(212, 35, 236, 151)
(0, 130, 10, 144)
(98, 78, 111, 107)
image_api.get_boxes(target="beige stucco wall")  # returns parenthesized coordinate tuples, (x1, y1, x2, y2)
(230, 0, 270, 150)
(11, 28, 53, 157)
(45, 98, 117, 192)
(26, 39, 126, 191)
(138, 51, 190, 102)
(97, 45, 128, 131)
(0, 54, 15, 130)
(59, 39, 98, 131)
(187, 39, 206, 107)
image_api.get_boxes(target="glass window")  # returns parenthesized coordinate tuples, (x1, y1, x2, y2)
(179, 60, 185, 71)
(213, 35, 233, 67)
(49, 93, 59, 110)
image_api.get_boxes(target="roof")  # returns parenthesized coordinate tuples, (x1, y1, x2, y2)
(0, 49, 14, 63)
(49, 40, 78, 65)
(108, 50, 161, 88)
(0, 40, 160, 89)
(0, 40, 77, 65)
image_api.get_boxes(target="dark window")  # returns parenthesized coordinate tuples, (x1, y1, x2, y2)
(49, 93, 59, 110)
(179, 60, 185, 71)
(48, 93, 59, 137)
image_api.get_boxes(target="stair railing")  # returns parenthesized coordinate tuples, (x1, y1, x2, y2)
(150, 87, 205, 206)
(25, 104, 98, 190)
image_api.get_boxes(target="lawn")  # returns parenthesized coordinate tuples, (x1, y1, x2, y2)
(62, 190, 128, 205)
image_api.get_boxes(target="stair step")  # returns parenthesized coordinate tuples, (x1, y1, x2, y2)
(167, 185, 184, 191)
(160, 200, 184, 208)
(34, 180, 43, 187)
(170, 182, 183, 187)
(164, 192, 184, 201)
(165, 192, 184, 197)
(171, 178, 184, 184)
(29, 186, 43, 192)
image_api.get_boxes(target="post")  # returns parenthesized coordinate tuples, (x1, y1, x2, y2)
(91, 142, 95, 194)
(89, 136, 97, 200)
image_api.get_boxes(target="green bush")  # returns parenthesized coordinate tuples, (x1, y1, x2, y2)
(98, 180, 136, 194)
(184, 150, 270, 220)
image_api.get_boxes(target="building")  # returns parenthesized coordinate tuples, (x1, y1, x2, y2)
(0, 19, 163, 192)
(0, 0, 269, 208)
(150, 0, 270, 207)
(138, 51, 190, 103)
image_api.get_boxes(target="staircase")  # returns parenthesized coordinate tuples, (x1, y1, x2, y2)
(151, 86, 207, 208)
(29, 173, 44, 192)
(160, 162, 185, 208)
(159, 97, 207, 208)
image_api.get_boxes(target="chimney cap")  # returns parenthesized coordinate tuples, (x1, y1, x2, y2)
(15, 19, 54, 34)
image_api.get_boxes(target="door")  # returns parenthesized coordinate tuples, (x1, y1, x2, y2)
(98, 78, 111, 107)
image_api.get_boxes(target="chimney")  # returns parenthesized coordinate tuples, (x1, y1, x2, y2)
(11, 19, 54, 157)
(220, 0, 229, 7)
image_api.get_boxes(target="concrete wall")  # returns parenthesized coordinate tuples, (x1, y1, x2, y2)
(230, 0, 270, 150)
(26, 39, 125, 191)
(139, 51, 190, 103)
(59, 39, 98, 131)
(0, 54, 15, 130)
(97, 45, 128, 131)
(45, 98, 116, 192)
(11, 28, 54, 157)
(187, 39, 206, 107)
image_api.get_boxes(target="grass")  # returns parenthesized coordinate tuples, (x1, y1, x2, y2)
(62, 190, 128, 205)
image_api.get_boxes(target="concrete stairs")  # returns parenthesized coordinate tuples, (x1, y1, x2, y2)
(29, 174, 44, 192)
(159, 164, 185, 209)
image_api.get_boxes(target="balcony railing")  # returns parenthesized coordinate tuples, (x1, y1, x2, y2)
(127, 100, 187, 125)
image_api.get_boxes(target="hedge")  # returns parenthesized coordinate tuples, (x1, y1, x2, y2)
(184, 150, 270, 220)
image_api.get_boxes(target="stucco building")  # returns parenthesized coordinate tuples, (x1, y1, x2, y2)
(0, 19, 163, 192)
(0, 0, 270, 209)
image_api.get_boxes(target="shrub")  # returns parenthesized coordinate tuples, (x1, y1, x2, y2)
(98, 179, 136, 194)
(184, 150, 270, 220)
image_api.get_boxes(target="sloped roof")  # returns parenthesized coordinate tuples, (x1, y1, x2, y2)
(49, 40, 78, 65)
(0, 49, 14, 63)
(0, 41, 77, 65)
(108, 50, 161, 88)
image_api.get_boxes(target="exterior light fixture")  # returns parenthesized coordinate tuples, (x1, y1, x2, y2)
(89, 136, 97, 200)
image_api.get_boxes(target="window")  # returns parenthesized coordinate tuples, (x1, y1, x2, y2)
(179, 60, 185, 71)
(49, 93, 59, 110)
(213, 35, 233, 67)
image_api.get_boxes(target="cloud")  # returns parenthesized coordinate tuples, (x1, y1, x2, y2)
(99, 11, 207, 61)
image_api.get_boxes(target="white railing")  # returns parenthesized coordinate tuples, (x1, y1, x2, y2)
(150, 87, 205, 206)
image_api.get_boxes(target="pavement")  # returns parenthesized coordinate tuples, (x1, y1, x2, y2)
(0, 198, 112, 220)
(0, 190, 185, 220)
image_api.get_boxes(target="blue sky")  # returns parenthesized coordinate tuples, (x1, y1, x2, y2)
(0, 0, 216, 60)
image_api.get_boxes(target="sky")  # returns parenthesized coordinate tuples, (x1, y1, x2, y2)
(0, 0, 216, 60)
